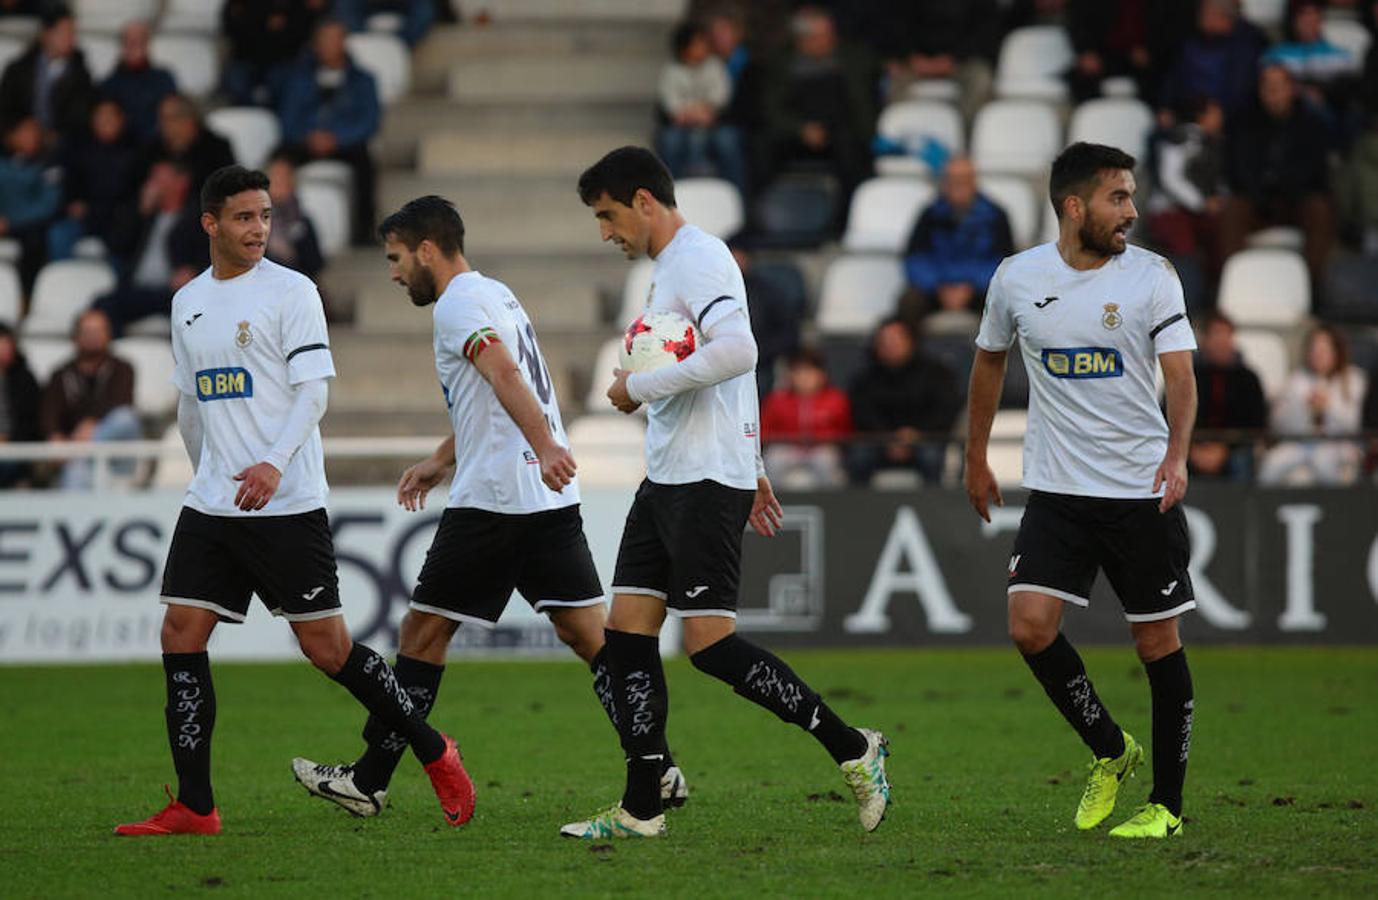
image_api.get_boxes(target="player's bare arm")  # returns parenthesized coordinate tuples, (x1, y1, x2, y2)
(397, 435, 455, 512)
(749, 475, 784, 537)
(964, 348, 1008, 523)
(1155, 350, 1197, 512)
(472, 337, 576, 493)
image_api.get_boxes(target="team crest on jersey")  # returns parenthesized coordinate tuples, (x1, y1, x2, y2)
(1102, 303, 1122, 330)
(235, 320, 253, 348)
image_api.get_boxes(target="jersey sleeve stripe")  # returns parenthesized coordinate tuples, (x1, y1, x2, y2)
(1149, 313, 1186, 340)
(696, 295, 734, 329)
(286, 343, 329, 362)
(462, 327, 501, 362)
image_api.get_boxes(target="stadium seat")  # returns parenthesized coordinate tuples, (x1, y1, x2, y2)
(1322, 17, 1372, 62)
(126, 316, 172, 337)
(1217, 249, 1310, 328)
(1233, 329, 1291, 399)
(78, 32, 119, 81)
(1039, 199, 1059, 244)
(617, 259, 655, 327)
(585, 337, 623, 413)
(0, 261, 19, 326)
(995, 26, 1073, 101)
(1245, 226, 1304, 251)
(21, 336, 71, 385)
(22, 260, 116, 337)
(752, 174, 836, 248)
(1101, 76, 1138, 98)
(75, 0, 158, 32)
(971, 100, 1062, 176)
(564, 414, 646, 486)
(112, 337, 178, 416)
(875, 100, 964, 177)
(159, 0, 220, 34)
(207, 107, 281, 170)
(0, 238, 18, 263)
(298, 182, 351, 259)
(346, 32, 411, 105)
(750, 260, 808, 318)
(153, 421, 194, 488)
(298, 159, 354, 192)
(150, 33, 218, 99)
(72, 236, 107, 259)
(1241, 0, 1287, 28)
(675, 178, 743, 240)
(0, 17, 36, 39)
(1067, 98, 1155, 161)
(988, 409, 1027, 485)
(0, 34, 24, 73)
(978, 175, 1040, 249)
(842, 177, 936, 254)
(904, 78, 961, 102)
(816, 256, 906, 336)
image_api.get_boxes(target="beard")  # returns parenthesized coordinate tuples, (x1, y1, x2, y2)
(406, 266, 439, 306)
(1078, 216, 1129, 257)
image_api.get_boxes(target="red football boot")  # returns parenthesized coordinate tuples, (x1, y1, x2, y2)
(114, 785, 221, 836)
(423, 733, 475, 826)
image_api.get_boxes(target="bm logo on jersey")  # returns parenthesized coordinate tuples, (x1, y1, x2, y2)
(1042, 347, 1123, 379)
(196, 367, 254, 400)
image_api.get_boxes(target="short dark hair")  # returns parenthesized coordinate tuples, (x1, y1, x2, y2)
(577, 146, 677, 209)
(671, 21, 705, 57)
(1049, 142, 1137, 220)
(378, 195, 465, 256)
(787, 345, 828, 371)
(39, 2, 71, 29)
(201, 165, 270, 217)
(1199, 309, 1235, 332)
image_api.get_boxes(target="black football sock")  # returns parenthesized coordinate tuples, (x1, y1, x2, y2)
(604, 629, 667, 820)
(330, 643, 445, 766)
(1145, 648, 1193, 817)
(690, 634, 867, 765)
(353, 655, 445, 794)
(163, 651, 216, 816)
(591, 646, 678, 774)
(1021, 633, 1125, 760)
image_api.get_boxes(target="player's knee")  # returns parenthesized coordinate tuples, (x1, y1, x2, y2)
(298, 634, 350, 674)
(160, 606, 213, 653)
(550, 613, 601, 662)
(1131, 621, 1181, 662)
(397, 611, 458, 660)
(1008, 615, 1055, 654)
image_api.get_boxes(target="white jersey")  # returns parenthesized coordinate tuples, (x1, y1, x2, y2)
(637, 224, 759, 491)
(434, 270, 577, 514)
(976, 242, 1197, 499)
(170, 258, 335, 516)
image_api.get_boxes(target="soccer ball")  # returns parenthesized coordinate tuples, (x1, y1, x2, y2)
(619, 310, 702, 373)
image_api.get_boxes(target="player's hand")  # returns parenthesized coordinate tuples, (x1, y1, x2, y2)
(538, 444, 577, 493)
(396, 456, 449, 512)
(607, 368, 640, 414)
(749, 476, 784, 537)
(964, 458, 1004, 523)
(233, 462, 282, 511)
(1154, 454, 1188, 512)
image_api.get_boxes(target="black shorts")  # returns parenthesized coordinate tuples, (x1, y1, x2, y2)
(160, 507, 342, 623)
(409, 504, 604, 628)
(611, 479, 755, 617)
(1008, 491, 1195, 622)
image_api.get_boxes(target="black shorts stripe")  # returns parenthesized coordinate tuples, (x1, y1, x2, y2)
(286, 343, 329, 362)
(1149, 313, 1186, 340)
(696, 296, 734, 329)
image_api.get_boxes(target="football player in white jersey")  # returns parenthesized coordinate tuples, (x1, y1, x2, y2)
(561, 147, 890, 840)
(115, 167, 473, 837)
(288, 195, 693, 819)
(966, 143, 1199, 840)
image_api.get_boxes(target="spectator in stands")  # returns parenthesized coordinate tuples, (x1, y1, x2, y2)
(655, 21, 748, 195)
(0, 322, 42, 488)
(100, 20, 177, 143)
(1065, 0, 1193, 105)
(53, 97, 140, 260)
(1262, 0, 1360, 123)
(1159, 0, 1266, 122)
(759, 6, 875, 217)
(0, 3, 91, 146)
(880, 0, 999, 123)
(1259, 324, 1368, 486)
(94, 161, 207, 334)
(0, 115, 59, 291)
(1221, 64, 1335, 294)
(40, 308, 140, 489)
(901, 155, 1013, 316)
(277, 17, 381, 246)
(139, 93, 236, 198)
(334, 0, 436, 47)
(1190, 311, 1267, 481)
(730, 236, 803, 395)
(761, 346, 853, 487)
(1147, 95, 1227, 300)
(221, 0, 331, 106)
(265, 152, 324, 282)
(846, 316, 961, 485)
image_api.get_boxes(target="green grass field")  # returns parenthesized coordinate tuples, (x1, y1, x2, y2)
(1, 647, 1375, 898)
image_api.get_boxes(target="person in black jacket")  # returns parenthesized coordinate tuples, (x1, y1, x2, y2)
(0, 322, 41, 487)
(55, 97, 142, 257)
(136, 93, 236, 200)
(0, 3, 92, 144)
(846, 316, 961, 485)
(1064, 0, 1193, 105)
(1191, 311, 1268, 481)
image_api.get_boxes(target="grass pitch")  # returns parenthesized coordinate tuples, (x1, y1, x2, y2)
(1, 646, 1374, 897)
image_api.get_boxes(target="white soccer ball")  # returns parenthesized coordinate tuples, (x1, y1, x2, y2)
(618, 310, 702, 373)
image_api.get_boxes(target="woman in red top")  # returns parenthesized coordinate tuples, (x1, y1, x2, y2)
(761, 346, 853, 487)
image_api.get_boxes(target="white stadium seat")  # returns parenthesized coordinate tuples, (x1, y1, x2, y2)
(150, 33, 218, 99)
(1233, 329, 1291, 400)
(1322, 17, 1372, 62)
(0, 262, 19, 326)
(988, 409, 1027, 485)
(675, 178, 743, 240)
(1246, 226, 1304, 251)
(1067, 98, 1155, 162)
(207, 107, 281, 170)
(154, 421, 194, 488)
(904, 78, 961, 102)
(842, 177, 936, 254)
(978, 175, 1040, 249)
(22, 260, 116, 337)
(159, 0, 220, 34)
(111, 337, 178, 416)
(564, 414, 646, 486)
(21, 336, 72, 385)
(298, 182, 351, 259)
(0, 238, 18, 263)
(72, 236, 107, 260)
(585, 337, 624, 413)
(0, 35, 25, 73)
(995, 26, 1073, 101)
(1040, 199, 1059, 245)
(816, 256, 906, 336)
(298, 160, 354, 192)
(1241, 0, 1287, 28)
(78, 33, 119, 81)
(617, 258, 655, 327)
(971, 100, 1062, 176)
(346, 32, 411, 105)
(0, 17, 37, 39)
(74, 0, 157, 32)
(876, 100, 964, 176)
(1217, 249, 1311, 328)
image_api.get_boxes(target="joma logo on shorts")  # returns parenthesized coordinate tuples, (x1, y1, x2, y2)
(1041, 347, 1123, 379)
(196, 367, 253, 400)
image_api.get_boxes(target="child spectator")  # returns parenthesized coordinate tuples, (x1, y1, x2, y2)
(655, 21, 747, 195)
(761, 346, 853, 487)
